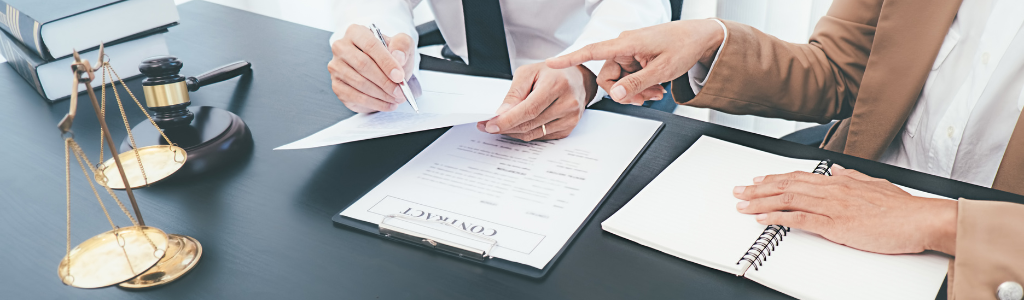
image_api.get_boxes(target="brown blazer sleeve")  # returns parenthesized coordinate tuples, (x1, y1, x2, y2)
(948, 199, 1024, 300)
(671, 0, 881, 124)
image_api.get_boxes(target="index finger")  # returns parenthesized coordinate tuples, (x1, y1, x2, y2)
(757, 171, 836, 185)
(734, 179, 831, 200)
(546, 40, 631, 69)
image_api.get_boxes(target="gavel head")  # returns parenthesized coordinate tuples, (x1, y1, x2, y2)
(140, 56, 193, 128)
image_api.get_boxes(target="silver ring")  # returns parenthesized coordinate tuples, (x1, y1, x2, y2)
(541, 124, 547, 136)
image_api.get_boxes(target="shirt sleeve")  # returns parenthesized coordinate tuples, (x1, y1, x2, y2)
(556, 0, 672, 107)
(688, 19, 728, 95)
(329, 0, 422, 76)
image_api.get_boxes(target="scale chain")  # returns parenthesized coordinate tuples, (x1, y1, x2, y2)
(97, 64, 107, 168)
(65, 138, 159, 252)
(64, 139, 71, 276)
(71, 138, 118, 231)
(106, 63, 178, 149)
(103, 63, 150, 186)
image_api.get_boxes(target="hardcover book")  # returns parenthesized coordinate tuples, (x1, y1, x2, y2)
(0, 0, 177, 60)
(0, 28, 169, 102)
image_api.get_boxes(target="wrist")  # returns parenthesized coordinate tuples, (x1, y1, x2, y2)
(574, 65, 598, 104)
(923, 198, 958, 255)
(698, 19, 725, 68)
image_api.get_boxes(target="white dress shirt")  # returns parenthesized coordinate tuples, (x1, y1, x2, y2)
(693, 0, 1024, 188)
(330, 0, 670, 103)
(879, 0, 1024, 187)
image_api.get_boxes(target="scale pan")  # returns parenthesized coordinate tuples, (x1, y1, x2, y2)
(58, 226, 169, 289)
(119, 234, 202, 288)
(99, 145, 186, 189)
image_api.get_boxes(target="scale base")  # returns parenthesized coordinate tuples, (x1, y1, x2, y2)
(123, 106, 253, 177)
(119, 234, 202, 289)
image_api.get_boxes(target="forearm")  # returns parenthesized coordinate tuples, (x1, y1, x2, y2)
(677, 19, 866, 123)
(676, 0, 883, 123)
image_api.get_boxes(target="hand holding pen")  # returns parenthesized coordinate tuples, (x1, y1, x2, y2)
(327, 23, 417, 113)
(371, 24, 419, 113)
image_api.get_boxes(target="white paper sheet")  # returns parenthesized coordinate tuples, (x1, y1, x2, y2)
(276, 71, 513, 150)
(340, 110, 663, 268)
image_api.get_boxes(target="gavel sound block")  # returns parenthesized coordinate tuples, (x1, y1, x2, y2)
(121, 56, 254, 177)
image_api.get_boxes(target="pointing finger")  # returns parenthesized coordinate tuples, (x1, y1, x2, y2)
(546, 40, 632, 69)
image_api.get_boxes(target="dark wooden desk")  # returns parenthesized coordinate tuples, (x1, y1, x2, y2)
(3, 1, 1021, 299)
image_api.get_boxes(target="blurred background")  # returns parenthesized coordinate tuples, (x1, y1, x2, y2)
(1, 0, 834, 139)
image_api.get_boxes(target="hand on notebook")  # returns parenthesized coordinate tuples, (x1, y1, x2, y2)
(545, 19, 724, 105)
(477, 62, 597, 141)
(732, 166, 959, 256)
(328, 25, 415, 113)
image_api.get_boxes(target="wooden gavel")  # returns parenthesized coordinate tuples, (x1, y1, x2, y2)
(123, 56, 255, 177)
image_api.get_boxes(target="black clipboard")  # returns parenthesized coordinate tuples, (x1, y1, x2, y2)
(332, 119, 664, 278)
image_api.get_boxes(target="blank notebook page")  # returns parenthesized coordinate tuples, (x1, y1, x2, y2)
(602, 136, 951, 300)
(747, 229, 950, 300)
(602, 137, 822, 275)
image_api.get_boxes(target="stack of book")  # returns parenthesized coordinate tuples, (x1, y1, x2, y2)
(0, 0, 179, 102)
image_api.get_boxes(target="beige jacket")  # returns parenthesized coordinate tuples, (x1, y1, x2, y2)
(670, 0, 1024, 298)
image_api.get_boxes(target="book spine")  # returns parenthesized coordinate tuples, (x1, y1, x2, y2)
(0, 0, 47, 60)
(0, 27, 47, 101)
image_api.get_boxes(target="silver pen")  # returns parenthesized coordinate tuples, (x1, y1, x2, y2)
(371, 24, 420, 113)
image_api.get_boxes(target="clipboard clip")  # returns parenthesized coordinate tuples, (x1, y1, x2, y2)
(378, 214, 498, 261)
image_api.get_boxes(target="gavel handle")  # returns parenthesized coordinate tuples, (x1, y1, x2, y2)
(186, 61, 252, 92)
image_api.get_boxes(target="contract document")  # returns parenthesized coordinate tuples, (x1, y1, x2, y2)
(338, 110, 663, 269)
(276, 71, 513, 150)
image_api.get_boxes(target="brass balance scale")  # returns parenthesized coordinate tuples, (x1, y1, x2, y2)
(56, 46, 201, 289)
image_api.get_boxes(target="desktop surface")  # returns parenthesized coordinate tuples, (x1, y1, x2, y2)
(2, 1, 1021, 299)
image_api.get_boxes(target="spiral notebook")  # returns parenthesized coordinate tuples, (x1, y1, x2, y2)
(602, 136, 951, 300)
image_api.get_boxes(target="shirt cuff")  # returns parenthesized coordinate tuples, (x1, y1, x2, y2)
(688, 19, 728, 95)
(583, 60, 607, 107)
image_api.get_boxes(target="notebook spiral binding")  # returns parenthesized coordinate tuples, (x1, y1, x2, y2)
(735, 159, 832, 275)
(813, 159, 833, 176)
(737, 225, 790, 271)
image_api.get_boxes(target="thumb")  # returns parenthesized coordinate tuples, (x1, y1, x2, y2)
(385, 33, 415, 78)
(495, 71, 535, 116)
(608, 59, 671, 102)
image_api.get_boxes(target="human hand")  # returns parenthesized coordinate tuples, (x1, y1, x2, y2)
(476, 62, 597, 141)
(733, 166, 958, 255)
(545, 19, 724, 105)
(328, 24, 415, 113)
